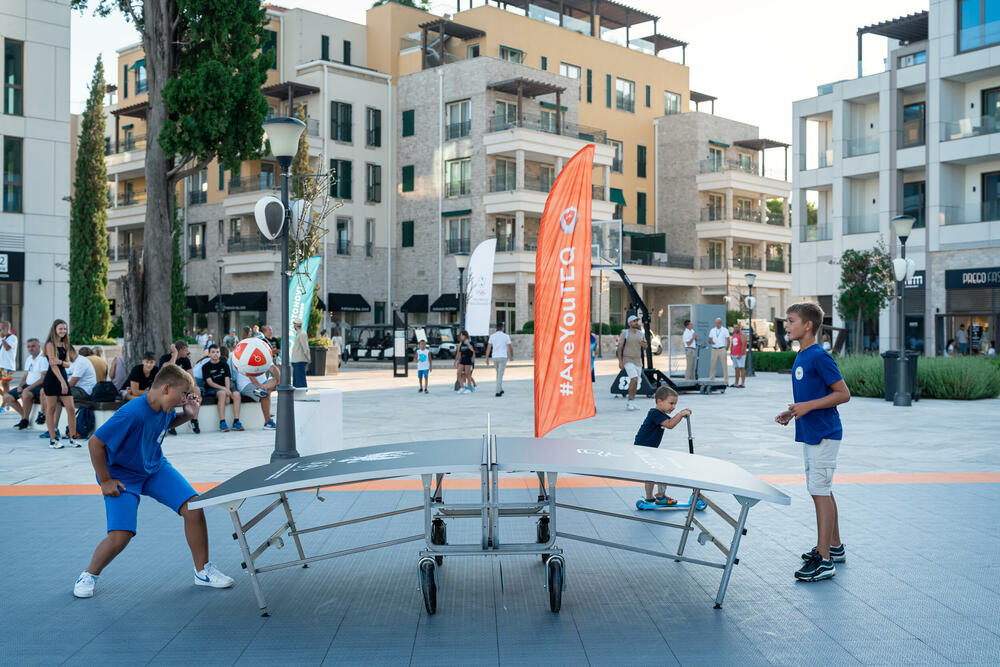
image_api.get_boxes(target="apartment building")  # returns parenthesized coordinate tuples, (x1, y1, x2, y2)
(104, 6, 393, 333)
(0, 0, 72, 352)
(793, 2, 1000, 355)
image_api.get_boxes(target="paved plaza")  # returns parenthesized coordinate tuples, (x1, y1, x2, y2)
(2, 361, 999, 665)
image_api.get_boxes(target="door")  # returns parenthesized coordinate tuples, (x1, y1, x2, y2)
(982, 87, 1000, 132)
(666, 304, 692, 376)
(982, 171, 1000, 221)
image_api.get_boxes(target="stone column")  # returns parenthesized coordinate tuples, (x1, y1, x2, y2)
(782, 197, 790, 227)
(516, 149, 525, 190)
(555, 156, 565, 176)
(602, 165, 610, 200)
(725, 188, 734, 220)
(515, 210, 525, 251)
(759, 241, 768, 272)
(514, 272, 530, 331)
(759, 195, 767, 225)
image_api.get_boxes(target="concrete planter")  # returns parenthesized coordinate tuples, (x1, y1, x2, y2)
(308, 347, 328, 376)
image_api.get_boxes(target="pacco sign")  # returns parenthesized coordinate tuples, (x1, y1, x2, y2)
(945, 267, 1000, 290)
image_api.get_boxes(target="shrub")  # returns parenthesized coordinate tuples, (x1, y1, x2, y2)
(309, 336, 333, 348)
(108, 316, 123, 339)
(73, 336, 118, 347)
(838, 354, 1000, 400)
(591, 322, 618, 335)
(752, 350, 797, 372)
(518, 320, 534, 334)
(837, 355, 884, 398)
(726, 310, 741, 328)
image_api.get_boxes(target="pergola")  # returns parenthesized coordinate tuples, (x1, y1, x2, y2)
(733, 138, 791, 182)
(261, 81, 321, 116)
(109, 100, 149, 154)
(487, 77, 566, 132)
(856, 11, 928, 77)
(689, 90, 716, 114)
(418, 18, 486, 69)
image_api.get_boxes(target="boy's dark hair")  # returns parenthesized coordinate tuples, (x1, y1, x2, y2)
(654, 386, 678, 402)
(143, 351, 157, 361)
(174, 339, 189, 350)
(77, 346, 91, 356)
(786, 302, 824, 336)
(683, 319, 691, 326)
(152, 363, 195, 391)
(208, 343, 220, 351)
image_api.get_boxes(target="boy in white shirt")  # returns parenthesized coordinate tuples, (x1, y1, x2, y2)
(414, 339, 432, 393)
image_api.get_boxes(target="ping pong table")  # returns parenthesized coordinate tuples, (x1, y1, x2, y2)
(190, 432, 790, 616)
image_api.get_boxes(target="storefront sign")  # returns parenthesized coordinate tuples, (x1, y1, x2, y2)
(0, 251, 25, 281)
(905, 270, 925, 289)
(945, 267, 1000, 289)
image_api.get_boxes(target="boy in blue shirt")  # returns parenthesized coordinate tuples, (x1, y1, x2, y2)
(73, 363, 235, 598)
(775, 303, 851, 582)
(634, 386, 692, 505)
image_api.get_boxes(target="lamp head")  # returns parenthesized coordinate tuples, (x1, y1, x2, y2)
(216, 258, 225, 268)
(262, 117, 306, 168)
(453, 252, 470, 271)
(744, 272, 757, 287)
(891, 214, 915, 243)
(893, 257, 908, 282)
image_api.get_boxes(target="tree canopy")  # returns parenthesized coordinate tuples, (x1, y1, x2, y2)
(833, 240, 894, 353)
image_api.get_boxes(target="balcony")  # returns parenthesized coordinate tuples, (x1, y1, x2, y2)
(487, 113, 608, 145)
(701, 207, 724, 222)
(699, 256, 726, 270)
(227, 237, 279, 253)
(843, 213, 879, 235)
(845, 135, 879, 157)
(800, 223, 833, 242)
(108, 243, 142, 260)
(447, 238, 470, 254)
(105, 135, 147, 155)
(446, 119, 471, 140)
(624, 250, 694, 269)
(941, 201, 1000, 226)
(115, 190, 146, 207)
(766, 258, 788, 273)
(228, 171, 278, 195)
(731, 256, 762, 271)
(941, 115, 1000, 142)
(487, 175, 551, 194)
(734, 209, 762, 224)
(766, 210, 787, 226)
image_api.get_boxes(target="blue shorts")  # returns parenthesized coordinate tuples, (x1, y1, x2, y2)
(102, 462, 198, 534)
(417, 369, 429, 379)
(202, 387, 217, 398)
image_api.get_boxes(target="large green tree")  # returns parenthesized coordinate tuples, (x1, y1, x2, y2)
(833, 240, 894, 353)
(71, 0, 270, 366)
(69, 56, 112, 341)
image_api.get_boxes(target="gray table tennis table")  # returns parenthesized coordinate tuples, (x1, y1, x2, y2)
(190, 433, 790, 616)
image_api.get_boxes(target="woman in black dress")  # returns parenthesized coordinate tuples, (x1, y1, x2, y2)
(453, 330, 476, 393)
(43, 319, 81, 448)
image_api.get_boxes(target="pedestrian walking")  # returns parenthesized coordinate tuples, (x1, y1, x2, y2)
(956, 324, 969, 355)
(730, 326, 747, 388)
(290, 319, 309, 388)
(414, 339, 432, 393)
(485, 322, 513, 397)
(42, 319, 82, 448)
(682, 319, 698, 380)
(707, 317, 730, 385)
(455, 330, 476, 393)
(590, 331, 597, 383)
(617, 314, 646, 411)
(0, 320, 18, 401)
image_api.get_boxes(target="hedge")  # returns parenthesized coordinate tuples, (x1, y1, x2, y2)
(839, 354, 1000, 400)
(752, 351, 796, 372)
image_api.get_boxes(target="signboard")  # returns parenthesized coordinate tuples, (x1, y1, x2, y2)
(0, 251, 25, 281)
(945, 267, 1000, 289)
(905, 269, 925, 290)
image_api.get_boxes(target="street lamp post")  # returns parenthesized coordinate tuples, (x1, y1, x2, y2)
(216, 258, 225, 336)
(454, 252, 470, 329)
(891, 214, 916, 407)
(262, 117, 306, 461)
(744, 272, 757, 376)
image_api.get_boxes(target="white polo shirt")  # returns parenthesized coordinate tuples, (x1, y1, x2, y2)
(24, 353, 49, 385)
(682, 328, 696, 348)
(69, 355, 98, 394)
(708, 326, 730, 349)
(487, 331, 512, 358)
(0, 332, 17, 370)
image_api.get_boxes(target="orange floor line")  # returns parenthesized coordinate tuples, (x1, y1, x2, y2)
(2, 471, 999, 497)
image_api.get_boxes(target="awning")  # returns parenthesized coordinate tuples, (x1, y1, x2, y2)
(709, 140, 730, 148)
(401, 294, 429, 313)
(540, 101, 569, 112)
(430, 293, 459, 313)
(442, 209, 472, 218)
(314, 295, 326, 311)
(205, 291, 268, 312)
(129, 58, 145, 70)
(185, 294, 209, 313)
(328, 292, 371, 312)
(610, 188, 626, 206)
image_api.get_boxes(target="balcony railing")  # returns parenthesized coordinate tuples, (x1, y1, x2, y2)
(445, 180, 472, 198)
(766, 211, 787, 226)
(487, 175, 551, 193)
(188, 190, 207, 205)
(941, 201, 1000, 225)
(496, 236, 516, 252)
(699, 256, 726, 270)
(734, 209, 762, 224)
(732, 256, 762, 271)
(900, 119, 925, 148)
(228, 171, 278, 195)
(114, 190, 146, 207)
(611, 158, 623, 173)
(106, 135, 147, 155)
(624, 250, 694, 269)
(845, 135, 879, 157)
(109, 243, 142, 260)
(800, 223, 833, 242)
(766, 258, 787, 273)
(941, 114, 1000, 141)
(700, 158, 757, 176)
(446, 119, 472, 140)
(447, 238, 471, 254)
(486, 113, 608, 144)
(188, 244, 206, 260)
(227, 236, 279, 253)
(700, 207, 725, 222)
(818, 149, 833, 168)
(843, 213, 879, 235)
(592, 185, 605, 200)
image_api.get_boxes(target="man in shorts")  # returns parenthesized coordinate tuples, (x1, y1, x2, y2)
(617, 314, 646, 411)
(4, 337, 47, 429)
(233, 361, 278, 430)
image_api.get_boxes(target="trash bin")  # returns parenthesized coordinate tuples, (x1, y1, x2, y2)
(309, 346, 328, 377)
(881, 350, 919, 401)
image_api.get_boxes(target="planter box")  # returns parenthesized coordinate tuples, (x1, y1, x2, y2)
(326, 346, 341, 374)
(309, 347, 328, 376)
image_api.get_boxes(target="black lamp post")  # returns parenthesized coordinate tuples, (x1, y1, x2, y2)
(891, 214, 916, 407)
(744, 272, 756, 376)
(454, 251, 470, 329)
(262, 117, 306, 461)
(216, 257, 225, 335)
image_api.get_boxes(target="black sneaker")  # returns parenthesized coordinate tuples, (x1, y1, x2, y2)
(14, 418, 29, 429)
(795, 554, 836, 581)
(801, 544, 846, 563)
(35, 412, 46, 425)
(167, 428, 177, 436)
(191, 420, 200, 434)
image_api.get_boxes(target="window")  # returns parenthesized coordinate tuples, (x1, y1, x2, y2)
(608, 139, 623, 173)
(336, 218, 351, 255)
(343, 40, 351, 65)
(218, 164, 225, 190)
(898, 51, 926, 67)
(230, 217, 242, 241)
(495, 100, 517, 127)
(560, 62, 581, 98)
(188, 169, 207, 205)
(330, 101, 352, 142)
(259, 163, 276, 190)
(402, 109, 415, 137)
(446, 99, 471, 139)
(615, 77, 635, 112)
(366, 107, 381, 147)
(448, 217, 471, 253)
(467, 44, 480, 58)
(218, 220, 224, 245)
(707, 193, 724, 220)
(134, 60, 147, 94)
(636, 191, 647, 225)
(902, 102, 925, 148)
(540, 56, 548, 70)
(4, 40, 23, 116)
(329, 159, 352, 199)
(636, 145, 646, 178)
(188, 223, 206, 260)
(2, 136, 22, 212)
(707, 241, 724, 269)
(445, 158, 471, 197)
(708, 147, 723, 171)
(122, 64, 128, 98)
(903, 181, 926, 229)
(402, 220, 414, 247)
(494, 157, 515, 191)
(734, 244, 753, 268)
(321, 35, 330, 61)
(122, 125, 135, 150)
(586, 69, 592, 103)
(401, 165, 414, 192)
(664, 90, 681, 115)
(499, 45, 523, 63)
(366, 163, 381, 203)
(540, 109, 557, 133)
(738, 153, 753, 172)
(540, 165, 555, 191)
(645, 85, 650, 108)
(365, 219, 375, 257)
(263, 30, 278, 69)
(959, 0, 1000, 52)
(605, 74, 612, 108)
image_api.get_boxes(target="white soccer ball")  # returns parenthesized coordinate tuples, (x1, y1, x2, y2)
(232, 337, 273, 377)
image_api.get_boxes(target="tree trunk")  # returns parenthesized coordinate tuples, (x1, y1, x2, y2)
(122, 0, 176, 368)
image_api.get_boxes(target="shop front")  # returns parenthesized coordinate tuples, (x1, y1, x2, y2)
(936, 267, 999, 355)
(0, 250, 25, 339)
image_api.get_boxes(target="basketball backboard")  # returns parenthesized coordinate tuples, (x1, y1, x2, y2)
(591, 219, 623, 269)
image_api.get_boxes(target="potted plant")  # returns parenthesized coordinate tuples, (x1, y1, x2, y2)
(308, 336, 332, 376)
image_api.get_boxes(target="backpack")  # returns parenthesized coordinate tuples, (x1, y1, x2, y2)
(76, 407, 96, 439)
(90, 381, 119, 403)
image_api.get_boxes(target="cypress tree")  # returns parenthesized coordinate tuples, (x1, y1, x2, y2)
(69, 56, 111, 341)
(170, 203, 187, 340)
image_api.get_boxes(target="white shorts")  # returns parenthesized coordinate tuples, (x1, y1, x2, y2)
(731, 354, 746, 368)
(803, 439, 840, 496)
(623, 362, 642, 379)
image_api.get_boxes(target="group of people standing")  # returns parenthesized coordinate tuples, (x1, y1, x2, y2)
(682, 317, 752, 388)
(413, 323, 514, 397)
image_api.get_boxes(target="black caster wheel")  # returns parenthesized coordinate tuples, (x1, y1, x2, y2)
(536, 516, 550, 543)
(541, 553, 550, 564)
(546, 557, 564, 612)
(431, 519, 447, 565)
(418, 558, 437, 615)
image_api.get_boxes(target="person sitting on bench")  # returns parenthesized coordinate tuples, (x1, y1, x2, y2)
(202, 343, 243, 432)
(125, 352, 158, 401)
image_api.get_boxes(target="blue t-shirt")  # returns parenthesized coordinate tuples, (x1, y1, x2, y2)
(94, 394, 175, 482)
(634, 408, 670, 448)
(792, 343, 844, 445)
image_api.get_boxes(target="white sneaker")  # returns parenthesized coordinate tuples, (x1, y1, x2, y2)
(626, 401, 639, 411)
(74, 571, 97, 598)
(194, 561, 234, 589)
